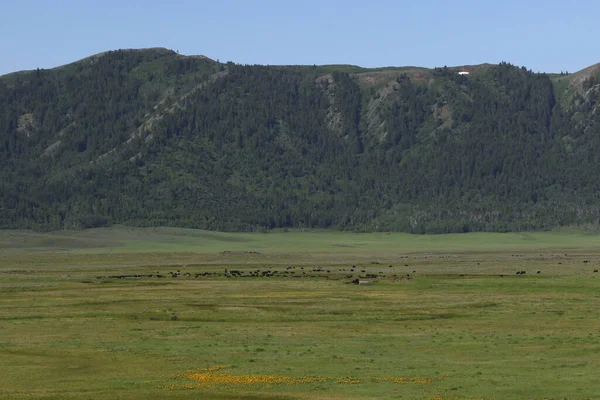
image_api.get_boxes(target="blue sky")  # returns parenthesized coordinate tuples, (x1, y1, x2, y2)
(1, 0, 598, 76)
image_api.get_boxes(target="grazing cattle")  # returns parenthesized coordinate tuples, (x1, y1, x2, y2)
(594, 270, 599, 273)
(537, 271, 541, 274)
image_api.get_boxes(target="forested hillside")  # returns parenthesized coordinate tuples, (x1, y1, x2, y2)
(1, 48, 600, 232)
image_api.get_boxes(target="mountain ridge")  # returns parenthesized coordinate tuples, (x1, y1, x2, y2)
(1, 48, 600, 232)
(3, 47, 594, 78)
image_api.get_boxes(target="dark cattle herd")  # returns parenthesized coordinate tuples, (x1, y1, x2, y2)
(94, 261, 600, 282)
(96, 265, 391, 282)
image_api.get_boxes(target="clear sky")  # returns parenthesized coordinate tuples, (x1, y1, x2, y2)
(1, 0, 598, 76)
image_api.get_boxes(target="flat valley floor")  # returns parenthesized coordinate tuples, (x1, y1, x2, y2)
(1, 227, 600, 399)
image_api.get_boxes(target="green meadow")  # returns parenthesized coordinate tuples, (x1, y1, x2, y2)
(2, 227, 600, 399)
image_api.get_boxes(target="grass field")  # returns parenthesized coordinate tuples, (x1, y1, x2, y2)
(2, 227, 600, 399)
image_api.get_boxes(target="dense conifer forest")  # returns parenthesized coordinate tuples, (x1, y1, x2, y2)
(1, 48, 599, 232)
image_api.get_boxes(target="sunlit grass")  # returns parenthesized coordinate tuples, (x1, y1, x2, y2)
(2, 227, 600, 398)
(2, 226, 600, 256)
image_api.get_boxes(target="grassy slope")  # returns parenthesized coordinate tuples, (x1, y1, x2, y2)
(2, 226, 600, 255)
(550, 61, 600, 106)
(2, 230, 600, 400)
